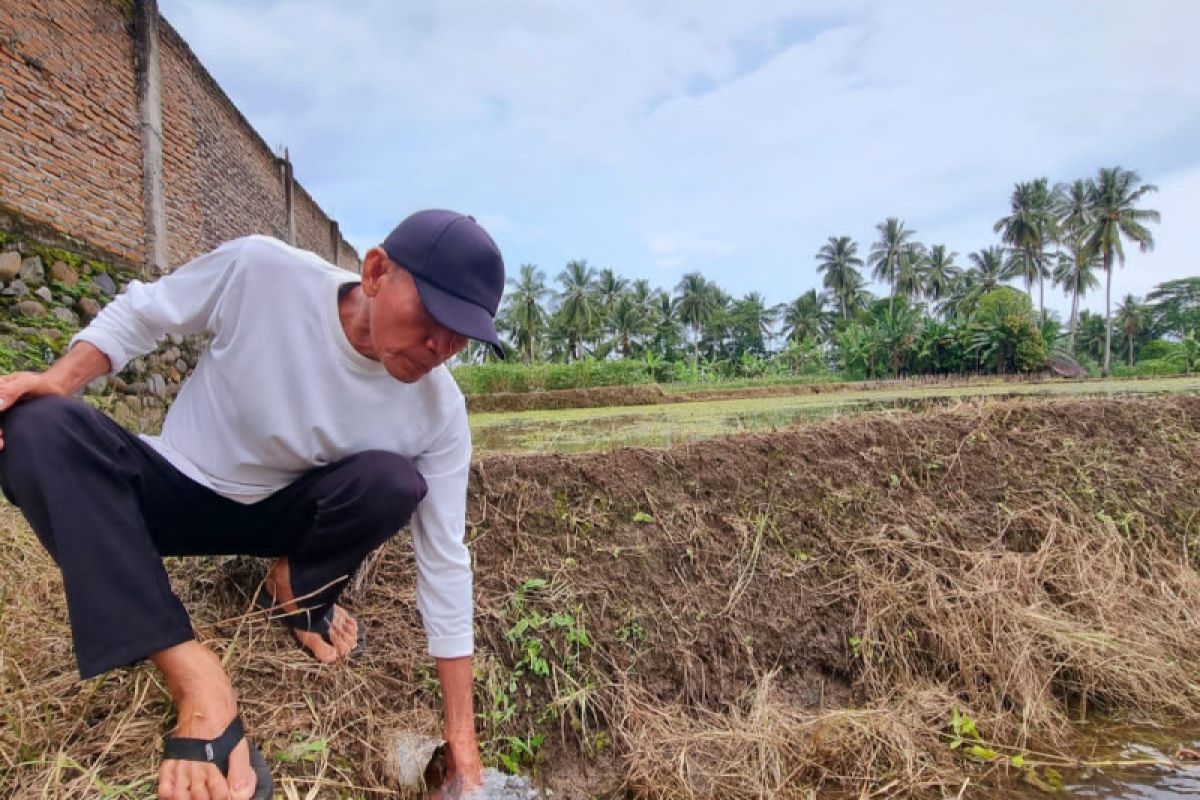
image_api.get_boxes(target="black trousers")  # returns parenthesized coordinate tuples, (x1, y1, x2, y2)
(0, 396, 427, 679)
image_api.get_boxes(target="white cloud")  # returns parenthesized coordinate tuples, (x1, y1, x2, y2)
(157, 0, 1200, 309)
(646, 231, 737, 271)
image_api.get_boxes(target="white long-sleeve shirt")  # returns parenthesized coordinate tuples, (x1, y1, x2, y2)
(72, 235, 474, 658)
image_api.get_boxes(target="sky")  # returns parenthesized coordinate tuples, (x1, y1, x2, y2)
(156, 0, 1200, 321)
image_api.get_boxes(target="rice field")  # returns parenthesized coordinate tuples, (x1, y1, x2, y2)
(471, 375, 1200, 453)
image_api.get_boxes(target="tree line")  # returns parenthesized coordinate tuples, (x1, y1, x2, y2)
(480, 166, 1197, 380)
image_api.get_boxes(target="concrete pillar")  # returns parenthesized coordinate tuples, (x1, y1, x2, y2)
(329, 219, 340, 267)
(281, 148, 295, 245)
(134, 0, 167, 276)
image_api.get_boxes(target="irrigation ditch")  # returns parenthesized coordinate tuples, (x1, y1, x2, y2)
(3, 395, 1200, 797)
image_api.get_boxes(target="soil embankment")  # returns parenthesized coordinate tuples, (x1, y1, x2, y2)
(3, 396, 1200, 798)
(466, 373, 1096, 414)
(467, 384, 671, 413)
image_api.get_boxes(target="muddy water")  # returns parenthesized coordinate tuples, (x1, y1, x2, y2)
(1006, 725, 1200, 799)
(432, 768, 543, 799)
(1067, 758, 1200, 798)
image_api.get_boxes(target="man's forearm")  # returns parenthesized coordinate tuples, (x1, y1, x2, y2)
(436, 653, 483, 788)
(436, 655, 476, 738)
(46, 342, 112, 395)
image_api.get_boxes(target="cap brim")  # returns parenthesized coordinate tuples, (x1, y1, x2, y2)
(411, 275, 505, 359)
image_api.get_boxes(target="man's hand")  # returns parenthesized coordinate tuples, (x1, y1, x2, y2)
(0, 341, 112, 450)
(441, 729, 484, 794)
(0, 371, 66, 450)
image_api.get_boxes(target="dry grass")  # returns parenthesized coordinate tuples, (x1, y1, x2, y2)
(4, 395, 1200, 798)
(620, 678, 959, 799)
(852, 517, 1200, 747)
(0, 528, 442, 799)
(615, 520, 1200, 799)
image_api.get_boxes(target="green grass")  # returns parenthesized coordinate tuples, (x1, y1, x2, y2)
(453, 360, 653, 394)
(470, 375, 1200, 454)
(451, 360, 844, 395)
(656, 372, 844, 395)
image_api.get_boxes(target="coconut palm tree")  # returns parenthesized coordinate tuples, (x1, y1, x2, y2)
(780, 289, 828, 344)
(1051, 249, 1100, 353)
(838, 271, 870, 321)
(893, 242, 928, 303)
(555, 259, 598, 360)
(595, 267, 628, 313)
(729, 292, 777, 356)
(1113, 294, 1148, 367)
(968, 247, 1007, 293)
(1001, 247, 1042, 300)
(1076, 310, 1108, 363)
(609, 294, 654, 358)
(815, 235, 866, 320)
(869, 217, 915, 302)
(945, 247, 1007, 319)
(697, 285, 734, 361)
(875, 302, 922, 376)
(943, 269, 980, 320)
(923, 244, 961, 306)
(500, 263, 550, 362)
(650, 289, 681, 360)
(1052, 178, 1098, 351)
(1085, 167, 1160, 375)
(994, 178, 1054, 324)
(1070, 311, 1104, 364)
(674, 272, 719, 360)
(628, 278, 655, 309)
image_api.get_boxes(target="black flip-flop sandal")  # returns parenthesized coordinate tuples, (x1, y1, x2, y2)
(162, 715, 273, 800)
(255, 588, 366, 660)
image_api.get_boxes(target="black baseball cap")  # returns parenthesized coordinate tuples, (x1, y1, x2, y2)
(381, 209, 506, 358)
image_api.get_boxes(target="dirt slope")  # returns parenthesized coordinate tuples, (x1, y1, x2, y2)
(3, 396, 1200, 798)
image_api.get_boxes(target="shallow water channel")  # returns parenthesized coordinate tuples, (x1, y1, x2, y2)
(1000, 724, 1200, 799)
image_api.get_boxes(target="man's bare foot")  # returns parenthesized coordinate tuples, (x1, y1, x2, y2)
(264, 558, 360, 663)
(152, 641, 258, 800)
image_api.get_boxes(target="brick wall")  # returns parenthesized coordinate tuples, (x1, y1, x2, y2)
(158, 19, 291, 265)
(294, 180, 330, 262)
(0, 0, 143, 262)
(0, 0, 359, 272)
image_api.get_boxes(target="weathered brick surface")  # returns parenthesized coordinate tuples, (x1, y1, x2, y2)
(0, 0, 359, 272)
(293, 180, 359, 271)
(158, 19, 290, 265)
(0, 0, 143, 262)
(294, 181, 330, 262)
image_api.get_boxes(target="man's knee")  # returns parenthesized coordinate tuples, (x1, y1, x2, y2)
(0, 396, 101, 513)
(343, 450, 429, 525)
(0, 395, 89, 460)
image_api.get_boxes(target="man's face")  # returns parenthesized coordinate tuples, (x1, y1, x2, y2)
(367, 251, 469, 383)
